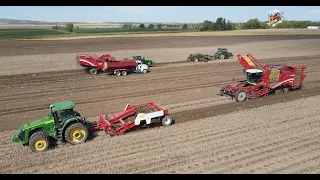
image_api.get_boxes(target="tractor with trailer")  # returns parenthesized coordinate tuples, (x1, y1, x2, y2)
(91, 101, 174, 136)
(219, 53, 307, 102)
(188, 48, 233, 62)
(132, 55, 155, 67)
(12, 101, 90, 152)
(76, 54, 149, 76)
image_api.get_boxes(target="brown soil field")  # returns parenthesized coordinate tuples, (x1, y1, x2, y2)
(1, 34, 320, 174)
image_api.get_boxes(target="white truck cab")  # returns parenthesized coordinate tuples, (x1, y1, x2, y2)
(135, 60, 149, 74)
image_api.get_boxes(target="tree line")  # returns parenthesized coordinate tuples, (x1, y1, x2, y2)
(52, 18, 320, 33)
(199, 17, 320, 31)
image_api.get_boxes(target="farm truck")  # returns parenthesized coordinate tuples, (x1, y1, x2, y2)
(12, 101, 90, 152)
(91, 101, 174, 136)
(76, 54, 149, 76)
(220, 53, 307, 102)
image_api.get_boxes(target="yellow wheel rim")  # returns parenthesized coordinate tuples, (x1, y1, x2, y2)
(69, 127, 86, 143)
(34, 140, 47, 151)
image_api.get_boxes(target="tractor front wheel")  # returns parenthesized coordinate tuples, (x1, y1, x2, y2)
(29, 131, 50, 152)
(65, 123, 89, 145)
(235, 90, 247, 102)
(161, 115, 174, 126)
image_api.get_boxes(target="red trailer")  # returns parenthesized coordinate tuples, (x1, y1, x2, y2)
(76, 54, 149, 76)
(91, 101, 174, 136)
(220, 53, 307, 102)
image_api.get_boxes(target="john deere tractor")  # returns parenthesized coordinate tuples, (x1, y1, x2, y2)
(12, 101, 90, 152)
(213, 48, 234, 60)
(132, 55, 154, 67)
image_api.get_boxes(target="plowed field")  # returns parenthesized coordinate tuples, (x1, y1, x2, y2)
(1, 34, 320, 174)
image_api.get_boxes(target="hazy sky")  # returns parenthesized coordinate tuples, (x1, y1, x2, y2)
(0, 6, 319, 23)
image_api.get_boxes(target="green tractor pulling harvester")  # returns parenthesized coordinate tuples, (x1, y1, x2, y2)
(187, 48, 234, 62)
(12, 101, 90, 152)
(132, 55, 155, 67)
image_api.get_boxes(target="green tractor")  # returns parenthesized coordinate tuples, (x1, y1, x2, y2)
(12, 101, 90, 152)
(132, 55, 154, 67)
(213, 48, 234, 60)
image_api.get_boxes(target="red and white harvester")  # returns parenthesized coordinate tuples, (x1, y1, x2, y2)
(220, 53, 307, 102)
(91, 101, 174, 136)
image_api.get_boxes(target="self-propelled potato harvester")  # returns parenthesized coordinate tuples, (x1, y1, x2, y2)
(76, 54, 149, 76)
(91, 101, 174, 136)
(220, 53, 307, 102)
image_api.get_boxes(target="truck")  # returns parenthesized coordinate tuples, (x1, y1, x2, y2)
(12, 101, 90, 152)
(76, 54, 149, 76)
(91, 101, 174, 136)
(132, 55, 155, 67)
(220, 53, 307, 102)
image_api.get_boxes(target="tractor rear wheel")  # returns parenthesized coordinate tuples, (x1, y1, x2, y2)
(64, 123, 89, 145)
(88, 68, 98, 75)
(219, 55, 225, 60)
(115, 70, 121, 76)
(161, 115, 174, 126)
(29, 131, 50, 152)
(235, 90, 247, 102)
(121, 71, 127, 76)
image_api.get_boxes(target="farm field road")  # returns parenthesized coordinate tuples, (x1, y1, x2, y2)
(1, 55, 320, 131)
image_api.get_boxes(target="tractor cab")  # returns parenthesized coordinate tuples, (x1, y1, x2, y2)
(246, 69, 264, 85)
(49, 101, 81, 126)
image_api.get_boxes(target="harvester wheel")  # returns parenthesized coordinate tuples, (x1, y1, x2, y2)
(274, 88, 283, 94)
(65, 123, 89, 145)
(115, 70, 121, 76)
(283, 87, 290, 93)
(142, 69, 148, 74)
(121, 71, 127, 76)
(235, 90, 247, 102)
(194, 58, 199, 62)
(161, 115, 174, 126)
(219, 55, 225, 60)
(220, 89, 225, 96)
(29, 131, 50, 152)
(88, 68, 98, 75)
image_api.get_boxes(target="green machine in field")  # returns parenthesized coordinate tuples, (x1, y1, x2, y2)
(132, 55, 154, 67)
(187, 48, 234, 62)
(213, 48, 234, 60)
(12, 101, 90, 152)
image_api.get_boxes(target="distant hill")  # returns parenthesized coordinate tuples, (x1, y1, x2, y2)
(0, 18, 53, 24)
